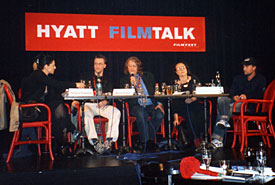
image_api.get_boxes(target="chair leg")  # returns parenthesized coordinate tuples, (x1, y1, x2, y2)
(6, 131, 20, 163)
(128, 122, 133, 148)
(262, 121, 271, 148)
(231, 118, 238, 148)
(37, 127, 42, 156)
(115, 141, 118, 150)
(268, 121, 275, 141)
(240, 119, 246, 152)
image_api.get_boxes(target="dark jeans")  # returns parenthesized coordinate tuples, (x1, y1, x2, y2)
(47, 100, 76, 145)
(212, 97, 241, 141)
(176, 101, 204, 142)
(130, 104, 164, 143)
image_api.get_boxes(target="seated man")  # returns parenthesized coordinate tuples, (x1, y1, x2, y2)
(78, 55, 121, 154)
(211, 57, 266, 148)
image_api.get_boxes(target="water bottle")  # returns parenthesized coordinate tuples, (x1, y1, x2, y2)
(154, 83, 159, 95)
(216, 71, 221, 87)
(192, 79, 197, 94)
(88, 80, 92, 89)
(256, 142, 266, 173)
(96, 78, 102, 96)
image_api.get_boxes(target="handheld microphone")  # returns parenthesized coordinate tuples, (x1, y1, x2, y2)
(130, 72, 135, 87)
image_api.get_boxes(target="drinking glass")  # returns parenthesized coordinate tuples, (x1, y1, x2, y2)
(219, 160, 230, 175)
(244, 147, 254, 167)
(256, 150, 266, 174)
(161, 83, 166, 95)
(80, 80, 86, 88)
(166, 85, 173, 95)
(173, 84, 178, 92)
(202, 151, 211, 170)
(124, 84, 130, 89)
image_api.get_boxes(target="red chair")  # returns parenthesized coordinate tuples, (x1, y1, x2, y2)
(75, 102, 118, 150)
(231, 80, 275, 152)
(171, 100, 213, 141)
(125, 102, 165, 148)
(3, 84, 54, 162)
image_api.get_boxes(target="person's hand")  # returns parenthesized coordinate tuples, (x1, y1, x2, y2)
(173, 113, 179, 126)
(233, 95, 241, 102)
(130, 76, 137, 86)
(185, 97, 197, 104)
(72, 101, 79, 108)
(76, 82, 85, 88)
(240, 94, 247, 100)
(155, 103, 165, 115)
(97, 100, 107, 109)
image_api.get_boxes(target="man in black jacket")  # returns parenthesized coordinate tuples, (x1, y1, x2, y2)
(120, 56, 164, 151)
(211, 57, 266, 148)
(80, 54, 121, 154)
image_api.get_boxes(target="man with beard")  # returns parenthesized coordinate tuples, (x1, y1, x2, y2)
(211, 57, 266, 148)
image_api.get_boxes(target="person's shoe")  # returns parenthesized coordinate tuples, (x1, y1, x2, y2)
(103, 140, 112, 150)
(72, 130, 81, 141)
(147, 141, 160, 152)
(216, 120, 231, 128)
(211, 139, 223, 148)
(94, 142, 108, 154)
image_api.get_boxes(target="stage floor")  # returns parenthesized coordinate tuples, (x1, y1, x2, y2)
(1, 138, 275, 185)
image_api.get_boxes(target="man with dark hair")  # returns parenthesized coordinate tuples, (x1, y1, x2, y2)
(78, 55, 121, 154)
(211, 57, 266, 148)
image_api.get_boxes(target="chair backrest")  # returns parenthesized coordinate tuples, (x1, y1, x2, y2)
(3, 84, 14, 105)
(262, 80, 275, 112)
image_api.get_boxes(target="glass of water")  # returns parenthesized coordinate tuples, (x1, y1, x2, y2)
(202, 150, 211, 170)
(219, 160, 230, 175)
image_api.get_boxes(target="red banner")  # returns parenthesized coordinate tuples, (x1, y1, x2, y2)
(25, 13, 205, 52)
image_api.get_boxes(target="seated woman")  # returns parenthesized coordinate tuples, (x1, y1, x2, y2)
(21, 55, 85, 155)
(172, 62, 204, 148)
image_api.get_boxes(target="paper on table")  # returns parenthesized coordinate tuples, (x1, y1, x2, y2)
(191, 172, 222, 181)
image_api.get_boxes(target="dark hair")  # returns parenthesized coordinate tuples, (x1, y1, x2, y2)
(37, 55, 55, 70)
(33, 55, 41, 65)
(175, 62, 192, 76)
(124, 56, 143, 75)
(94, 54, 107, 64)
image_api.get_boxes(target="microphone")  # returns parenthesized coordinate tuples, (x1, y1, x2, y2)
(130, 72, 135, 87)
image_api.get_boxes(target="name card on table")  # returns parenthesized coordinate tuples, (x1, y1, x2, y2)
(195, 86, 224, 95)
(67, 88, 94, 97)
(112, 89, 135, 96)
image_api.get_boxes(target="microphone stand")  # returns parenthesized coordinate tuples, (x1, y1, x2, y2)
(117, 98, 132, 155)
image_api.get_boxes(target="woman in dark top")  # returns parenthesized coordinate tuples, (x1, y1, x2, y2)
(21, 55, 85, 153)
(172, 62, 204, 148)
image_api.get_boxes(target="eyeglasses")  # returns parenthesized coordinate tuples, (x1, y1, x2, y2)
(176, 66, 186, 71)
(128, 64, 137, 68)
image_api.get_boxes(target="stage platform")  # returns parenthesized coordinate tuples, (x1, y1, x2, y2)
(1, 143, 275, 185)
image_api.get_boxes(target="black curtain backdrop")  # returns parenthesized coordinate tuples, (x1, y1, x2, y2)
(1, 0, 274, 93)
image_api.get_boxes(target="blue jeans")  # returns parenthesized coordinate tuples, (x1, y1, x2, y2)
(212, 97, 241, 141)
(130, 104, 164, 143)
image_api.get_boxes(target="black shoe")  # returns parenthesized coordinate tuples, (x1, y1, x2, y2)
(133, 142, 145, 153)
(56, 143, 75, 158)
(147, 141, 160, 152)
